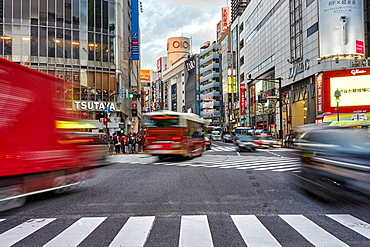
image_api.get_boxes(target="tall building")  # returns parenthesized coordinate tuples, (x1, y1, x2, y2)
(236, 0, 370, 139)
(199, 41, 221, 126)
(231, 0, 250, 23)
(0, 0, 139, 134)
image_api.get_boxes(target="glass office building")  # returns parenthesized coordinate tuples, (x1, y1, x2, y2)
(0, 0, 134, 127)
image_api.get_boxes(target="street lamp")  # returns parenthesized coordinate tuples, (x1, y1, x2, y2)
(248, 75, 284, 141)
(334, 88, 341, 121)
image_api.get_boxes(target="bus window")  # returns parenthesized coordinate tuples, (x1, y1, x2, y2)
(144, 115, 180, 128)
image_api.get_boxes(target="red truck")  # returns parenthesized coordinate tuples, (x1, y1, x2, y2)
(0, 58, 101, 211)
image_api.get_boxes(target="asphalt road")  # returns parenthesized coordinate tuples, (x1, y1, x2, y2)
(0, 142, 369, 246)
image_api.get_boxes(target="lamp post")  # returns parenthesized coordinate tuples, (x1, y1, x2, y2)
(248, 76, 283, 141)
(334, 88, 341, 121)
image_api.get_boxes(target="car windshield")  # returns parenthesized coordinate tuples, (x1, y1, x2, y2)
(238, 136, 252, 141)
(224, 135, 231, 138)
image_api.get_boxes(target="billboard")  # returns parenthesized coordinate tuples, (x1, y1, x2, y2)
(140, 70, 153, 81)
(318, 68, 370, 114)
(319, 0, 364, 57)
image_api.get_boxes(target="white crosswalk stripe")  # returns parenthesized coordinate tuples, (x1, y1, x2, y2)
(44, 217, 107, 247)
(0, 214, 369, 246)
(109, 216, 155, 247)
(117, 155, 302, 173)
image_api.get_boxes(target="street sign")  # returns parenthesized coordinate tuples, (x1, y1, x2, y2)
(132, 103, 137, 109)
(104, 107, 111, 113)
(267, 96, 279, 100)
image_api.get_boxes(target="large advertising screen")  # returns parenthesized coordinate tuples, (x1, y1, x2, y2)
(320, 68, 370, 114)
(319, 0, 364, 57)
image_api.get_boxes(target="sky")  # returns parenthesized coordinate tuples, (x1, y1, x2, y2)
(139, 0, 229, 70)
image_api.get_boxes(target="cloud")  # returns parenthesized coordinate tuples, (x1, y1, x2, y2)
(139, 0, 227, 69)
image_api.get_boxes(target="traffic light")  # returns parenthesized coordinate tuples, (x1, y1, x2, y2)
(128, 93, 134, 99)
(103, 117, 109, 125)
(287, 117, 291, 125)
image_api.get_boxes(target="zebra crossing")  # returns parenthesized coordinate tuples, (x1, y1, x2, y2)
(111, 154, 301, 172)
(1, 214, 369, 246)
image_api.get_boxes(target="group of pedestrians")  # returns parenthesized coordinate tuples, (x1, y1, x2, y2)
(111, 132, 145, 154)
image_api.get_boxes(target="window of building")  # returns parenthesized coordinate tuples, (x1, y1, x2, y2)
(307, 22, 318, 37)
(240, 56, 244, 66)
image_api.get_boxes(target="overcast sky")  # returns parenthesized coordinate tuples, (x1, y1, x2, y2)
(139, 0, 228, 70)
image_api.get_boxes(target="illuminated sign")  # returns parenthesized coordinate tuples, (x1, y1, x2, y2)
(320, 68, 370, 114)
(319, 0, 364, 57)
(240, 84, 246, 115)
(330, 75, 370, 107)
(73, 101, 118, 111)
(316, 73, 323, 113)
(140, 69, 154, 81)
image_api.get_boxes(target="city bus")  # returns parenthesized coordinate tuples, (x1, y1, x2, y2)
(142, 111, 206, 160)
(233, 126, 251, 136)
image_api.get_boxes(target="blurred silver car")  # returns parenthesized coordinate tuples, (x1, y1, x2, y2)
(234, 136, 257, 152)
(294, 125, 370, 202)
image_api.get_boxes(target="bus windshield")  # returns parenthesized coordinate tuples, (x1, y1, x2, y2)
(144, 115, 180, 128)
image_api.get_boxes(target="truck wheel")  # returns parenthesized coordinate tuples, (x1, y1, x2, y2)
(0, 184, 26, 212)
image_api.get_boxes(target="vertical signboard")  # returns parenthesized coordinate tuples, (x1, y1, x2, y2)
(221, 7, 229, 33)
(131, 0, 139, 60)
(184, 56, 197, 113)
(171, 83, 177, 111)
(227, 69, 233, 93)
(319, 0, 364, 57)
(251, 84, 256, 114)
(316, 73, 323, 113)
(240, 84, 246, 115)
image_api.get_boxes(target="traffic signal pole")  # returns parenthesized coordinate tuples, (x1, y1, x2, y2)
(105, 92, 120, 137)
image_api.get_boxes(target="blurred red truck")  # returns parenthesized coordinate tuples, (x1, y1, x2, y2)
(0, 58, 100, 211)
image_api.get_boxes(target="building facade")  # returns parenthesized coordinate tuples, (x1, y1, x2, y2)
(0, 0, 139, 134)
(232, 0, 370, 138)
(199, 41, 222, 126)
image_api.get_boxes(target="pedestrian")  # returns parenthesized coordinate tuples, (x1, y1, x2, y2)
(129, 135, 136, 153)
(113, 134, 121, 154)
(119, 135, 125, 153)
(124, 135, 129, 153)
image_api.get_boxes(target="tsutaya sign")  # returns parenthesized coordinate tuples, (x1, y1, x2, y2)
(73, 101, 119, 111)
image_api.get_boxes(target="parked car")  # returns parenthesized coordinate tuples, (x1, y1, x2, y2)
(204, 137, 212, 150)
(223, 134, 234, 143)
(294, 125, 370, 202)
(253, 134, 280, 148)
(234, 136, 257, 152)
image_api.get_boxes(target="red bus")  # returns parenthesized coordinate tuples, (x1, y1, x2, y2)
(143, 111, 206, 160)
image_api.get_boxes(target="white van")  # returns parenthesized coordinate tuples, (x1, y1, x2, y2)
(211, 131, 221, 141)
